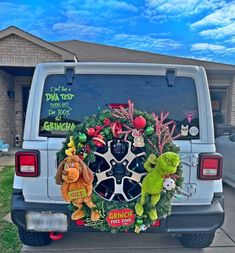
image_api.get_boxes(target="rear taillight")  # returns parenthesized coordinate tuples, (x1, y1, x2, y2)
(15, 151, 40, 177)
(198, 153, 223, 180)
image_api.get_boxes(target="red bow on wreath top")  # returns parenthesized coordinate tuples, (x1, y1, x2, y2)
(87, 118, 122, 147)
(86, 100, 147, 148)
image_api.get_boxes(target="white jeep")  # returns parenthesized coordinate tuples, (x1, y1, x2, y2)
(11, 62, 224, 248)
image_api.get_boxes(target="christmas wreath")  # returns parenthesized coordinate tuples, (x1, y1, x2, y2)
(56, 100, 183, 233)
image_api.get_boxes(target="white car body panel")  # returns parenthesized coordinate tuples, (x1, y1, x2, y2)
(13, 62, 222, 205)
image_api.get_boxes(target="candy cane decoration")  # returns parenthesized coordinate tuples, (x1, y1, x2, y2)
(112, 99, 134, 126)
(152, 112, 181, 154)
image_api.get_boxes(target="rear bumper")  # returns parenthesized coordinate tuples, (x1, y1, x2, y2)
(11, 190, 224, 234)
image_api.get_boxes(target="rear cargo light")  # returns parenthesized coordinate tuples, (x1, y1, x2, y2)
(198, 153, 223, 180)
(15, 151, 40, 177)
(75, 219, 85, 226)
(151, 220, 161, 227)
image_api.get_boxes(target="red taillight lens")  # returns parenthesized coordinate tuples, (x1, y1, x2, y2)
(15, 151, 40, 177)
(198, 153, 223, 180)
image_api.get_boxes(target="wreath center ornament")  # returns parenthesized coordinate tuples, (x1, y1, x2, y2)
(56, 99, 183, 233)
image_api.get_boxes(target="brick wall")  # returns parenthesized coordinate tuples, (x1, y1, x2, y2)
(0, 34, 62, 66)
(0, 70, 15, 145)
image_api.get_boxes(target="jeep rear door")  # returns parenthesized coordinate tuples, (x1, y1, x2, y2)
(21, 63, 218, 205)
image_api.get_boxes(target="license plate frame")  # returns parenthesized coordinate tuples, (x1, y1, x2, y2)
(26, 212, 68, 232)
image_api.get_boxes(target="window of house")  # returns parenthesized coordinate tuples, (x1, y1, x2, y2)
(210, 88, 228, 125)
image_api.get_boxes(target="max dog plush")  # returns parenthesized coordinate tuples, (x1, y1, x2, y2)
(55, 155, 100, 221)
(135, 152, 180, 220)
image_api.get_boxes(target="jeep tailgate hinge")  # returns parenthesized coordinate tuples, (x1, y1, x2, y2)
(65, 68, 75, 85)
(166, 69, 176, 87)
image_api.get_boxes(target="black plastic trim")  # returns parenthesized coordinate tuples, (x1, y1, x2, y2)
(65, 68, 75, 84)
(11, 190, 224, 234)
(197, 152, 223, 180)
(166, 69, 176, 87)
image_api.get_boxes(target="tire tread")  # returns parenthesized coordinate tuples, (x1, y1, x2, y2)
(178, 232, 215, 248)
(18, 228, 51, 246)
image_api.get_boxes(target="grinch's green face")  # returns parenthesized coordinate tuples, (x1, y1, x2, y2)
(156, 152, 180, 175)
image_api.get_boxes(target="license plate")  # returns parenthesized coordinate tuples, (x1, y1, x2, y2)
(26, 212, 67, 232)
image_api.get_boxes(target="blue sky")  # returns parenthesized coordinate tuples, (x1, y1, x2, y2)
(1, 0, 235, 64)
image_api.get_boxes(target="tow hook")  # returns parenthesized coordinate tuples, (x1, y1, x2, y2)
(49, 232, 64, 241)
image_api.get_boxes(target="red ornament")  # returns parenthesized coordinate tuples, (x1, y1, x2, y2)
(133, 116, 146, 129)
(93, 134, 106, 147)
(104, 118, 111, 126)
(87, 128, 96, 137)
(84, 144, 91, 153)
(95, 126, 102, 131)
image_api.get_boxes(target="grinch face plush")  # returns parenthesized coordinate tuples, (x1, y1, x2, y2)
(55, 155, 100, 222)
(135, 152, 180, 221)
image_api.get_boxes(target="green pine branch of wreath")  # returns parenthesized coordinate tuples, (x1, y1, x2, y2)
(57, 101, 184, 233)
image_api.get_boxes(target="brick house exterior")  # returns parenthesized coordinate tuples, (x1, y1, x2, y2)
(0, 27, 75, 146)
(0, 26, 235, 146)
(0, 34, 61, 66)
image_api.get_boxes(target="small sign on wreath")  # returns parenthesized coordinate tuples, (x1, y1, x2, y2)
(106, 208, 135, 227)
(68, 188, 87, 200)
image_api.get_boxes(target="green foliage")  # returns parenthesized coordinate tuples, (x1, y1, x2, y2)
(57, 107, 184, 233)
(0, 167, 22, 253)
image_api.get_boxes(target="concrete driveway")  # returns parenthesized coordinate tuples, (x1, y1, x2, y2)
(0, 151, 15, 169)
(21, 184, 235, 253)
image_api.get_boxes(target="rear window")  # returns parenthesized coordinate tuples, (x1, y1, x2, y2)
(39, 74, 199, 139)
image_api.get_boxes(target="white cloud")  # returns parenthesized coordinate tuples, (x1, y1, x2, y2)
(226, 36, 235, 44)
(53, 22, 112, 39)
(190, 2, 235, 42)
(0, 2, 30, 17)
(108, 1, 138, 12)
(111, 33, 182, 52)
(144, 0, 224, 20)
(57, 0, 139, 39)
(191, 43, 226, 52)
(191, 2, 235, 28)
(0, 2, 54, 39)
(190, 43, 235, 58)
(199, 22, 235, 39)
(65, 0, 137, 13)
